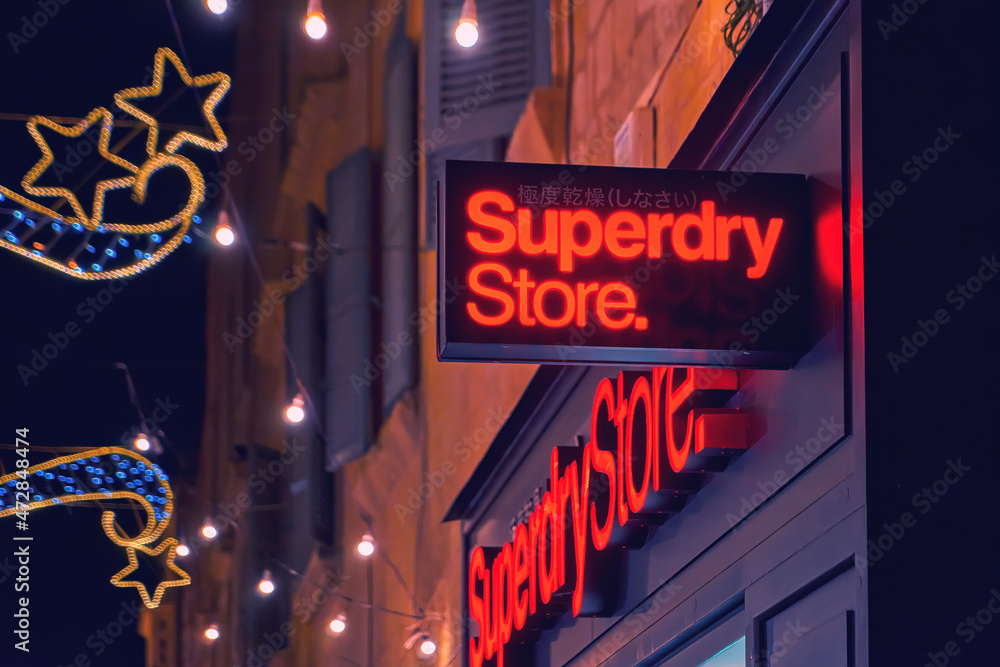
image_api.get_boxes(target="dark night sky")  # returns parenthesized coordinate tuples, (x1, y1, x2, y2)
(0, 1, 235, 665)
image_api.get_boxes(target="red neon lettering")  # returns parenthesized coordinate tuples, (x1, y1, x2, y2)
(575, 282, 600, 326)
(467, 367, 748, 656)
(512, 269, 536, 325)
(589, 440, 615, 550)
(463, 191, 785, 280)
(715, 215, 742, 260)
(558, 209, 602, 272)
(615, 373, 629, 527)
(590, 378, 616, 549)
(534, 280, 576, 328)
(527, 506, 540, 615)
(466, 191, 516, 253)
(647, 213, 674, 258)
(605, 211, 645, 258)
(538, 490, 557, 604)
(665, 368, 698, 473)
(673, 201, 716, 261)
(513, 524, 529, 630)
(496, 544, 514, 664)
(651, 367, 667, 491)
(485, 552, 499, 662)
(596, 283, 640, 330)
(518, 208, 558, 255)
(625, 375, 652, 514)
(568, 458, 588, 616)
(466, 266, 644, 330)
(467, 263, 514, 325)
(743, 216, 783, 278)
(469, 546, 486, 667)
(553, 448, 568, 590)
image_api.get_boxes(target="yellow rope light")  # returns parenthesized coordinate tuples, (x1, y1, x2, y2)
(114, 46, 230, 158)
(18, 107, 138, 227)
(0, 446, 190, 608)
(0, 47, 230, 280)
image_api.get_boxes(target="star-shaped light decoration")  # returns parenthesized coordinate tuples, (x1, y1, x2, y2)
(1, 446, 191, 608)
(0, 46, 232, 281)
(110, 537, 191, 609)
(114, 47, 230, 158)
(19, 107, 138, 229)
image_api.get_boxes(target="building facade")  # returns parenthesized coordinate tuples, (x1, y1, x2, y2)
(176, 0, 999, 665)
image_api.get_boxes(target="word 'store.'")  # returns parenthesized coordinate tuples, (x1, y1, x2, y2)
(439, 160, 811, 367)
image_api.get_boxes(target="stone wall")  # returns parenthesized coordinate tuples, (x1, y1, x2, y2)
(195, 0, 748, 664)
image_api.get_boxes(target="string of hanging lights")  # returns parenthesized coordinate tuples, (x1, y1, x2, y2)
(166, 1, 444, 658)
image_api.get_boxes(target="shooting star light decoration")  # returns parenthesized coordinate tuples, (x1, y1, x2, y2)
(0, 447, 190, 608)
(0, 47, 230, 280)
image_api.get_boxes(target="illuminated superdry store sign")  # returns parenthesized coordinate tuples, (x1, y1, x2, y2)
(467, 366, 751, 667)
(438, 161, 809, 367)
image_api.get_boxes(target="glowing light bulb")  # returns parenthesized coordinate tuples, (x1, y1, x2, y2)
(215, 223, 235, 246)
(419, 635, 437, 656)
(134, 434, 151, 452)
(258, 570, 275, 595)
(329, 614, 346, 634)
(206, 0, 228, 15)
(304, 11, 327, 39)
(201, 522, 218, 540)
(357, 534, 374, 557)
(455, 20, 479, 47)
(284, 395, 306, 424)
(455, 0, 479, 47)
(204, 624, 220, 641)
(176, 543, 190, 557)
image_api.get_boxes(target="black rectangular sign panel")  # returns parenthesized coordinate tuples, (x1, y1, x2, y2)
(438, 160, 809, 367)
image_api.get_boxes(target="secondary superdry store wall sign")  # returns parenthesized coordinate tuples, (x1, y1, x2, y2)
(437, 161, 810, 367)
(467, 366, 752, 667)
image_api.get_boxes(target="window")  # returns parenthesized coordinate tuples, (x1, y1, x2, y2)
(697, 637, 746, 667)
(422, 0, 551, 247)
(655, 605, 746, 667)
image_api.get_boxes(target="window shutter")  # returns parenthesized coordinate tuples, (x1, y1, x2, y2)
(423, 0, 550, 246)
(284, 205, 336, 546)
(381, 14, 418, 417)
(325, 149, 375, 470)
